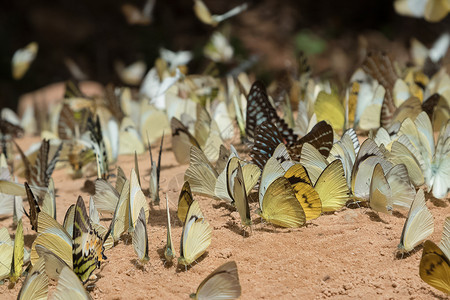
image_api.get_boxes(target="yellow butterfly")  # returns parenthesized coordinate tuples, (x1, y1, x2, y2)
(177, 181, 194, 223)
(419, 217, 450, 294)
(190, 261, 241, 299)
(178, 200, 212, 267)
(284, 164, 321, 220)
(314, 91, 345, 132)
(258, 177, 306, 228)
(10, 218, 24, 284)
(31, 211, 72, 268)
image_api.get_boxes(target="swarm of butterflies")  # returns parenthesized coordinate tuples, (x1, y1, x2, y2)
(2, 9, 450, 298)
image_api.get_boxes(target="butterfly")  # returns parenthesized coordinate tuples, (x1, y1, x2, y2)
(53, 266, 93, 299)
(230, 161, 252, 229)
(245, 81, 298, 145)
(258, 176, 306, 228)
(369, 163, 415, 214)
(398, 189, 434, 254)
(129, 168, 149, 232)
(419, 217, 450, 294)
(351, 138, 393, 201)
(115, 58, 146, 88)
(251, 120, 333, 170)
(0, 119, 24, 138)
(15, 139, 62, 188)
(171, 117, 202, 165)
(30, 211, 73, 268)
(0, 227, 14, 280)
(190, 261, 242, 299)
(184, 146, 219, 198)
(213, 152, 260, 204)
(86, 115, 109, 179)
(17, 257, 48, 299)
(12, 42, 38, 80)
(178, 181, 195, 223)
(121, 0, 155, 26)
(132, 207, 149, 264)
(284, 164, 321, 220)
(178, 200, 212, 267)
(258, 143, 295, 207)
(72, 196, 110, 283)
(394, 0, 450, 22)
(314, 91, 345, 132)
(164, 194, 176, 263)
(193, 0, 248, 26)
(148, 133, 164, 204)
(390, 112, 449, 198)
(24, 182, 41, 231)
(7, 218, 24, 284)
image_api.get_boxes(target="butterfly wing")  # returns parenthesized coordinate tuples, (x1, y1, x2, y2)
(419, 240, 450, 294)
(164, 195, 175, 262)
(245, 81, 297, 144)
(132, 207, 149, 263)
(284, 164, 320, 220)
(233, 164, 251, 227)
(177, 181, 194, 223)
(398, 189, 434, 253)
(10, 218, 24, 283)
(260, 177, 306, 228)
(72, 196, 106, 283)
(178, 200, 212, 266)
(17, 257, 48, 300)
(194, 261, 242, 300)
(288, 121, 334, 161)
(315, 159, 350, 212)
(24, 182, 40, 231)
(53, 266, 93, 300)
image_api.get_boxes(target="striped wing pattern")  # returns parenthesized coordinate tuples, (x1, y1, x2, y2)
(72, 196, 107, 283)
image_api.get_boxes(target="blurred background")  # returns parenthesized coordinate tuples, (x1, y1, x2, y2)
(1, 0, 449, 110)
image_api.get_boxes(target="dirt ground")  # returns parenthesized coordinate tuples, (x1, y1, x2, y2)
(0, 133, 448, 299)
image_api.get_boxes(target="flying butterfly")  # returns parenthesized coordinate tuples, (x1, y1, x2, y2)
(190, 261, 242, 300)
(419, 217, 450, 295)
(193, 0, 248, 26)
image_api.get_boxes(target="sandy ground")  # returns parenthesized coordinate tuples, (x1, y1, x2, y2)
(0, 134, 449, 299)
